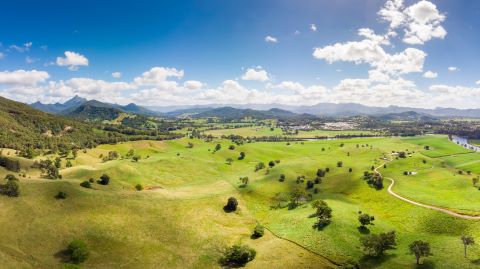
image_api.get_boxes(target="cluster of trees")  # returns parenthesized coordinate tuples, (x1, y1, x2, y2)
(0, 174, 20, 197)
(33, 159, 60, 179)
(102, 151, 119, 162)
(0, 156, 20, 172)
(363, 171, 383, 190)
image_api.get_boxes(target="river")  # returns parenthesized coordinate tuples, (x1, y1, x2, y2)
(451, 135, 480, 152)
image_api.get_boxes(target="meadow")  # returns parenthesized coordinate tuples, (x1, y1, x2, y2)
(1, 135, 480, 268)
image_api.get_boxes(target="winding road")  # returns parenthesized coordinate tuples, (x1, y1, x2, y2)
(375, 163, 480, 220)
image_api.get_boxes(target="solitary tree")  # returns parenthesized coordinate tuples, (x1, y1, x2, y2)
(268, 160, 275, 168)
(219, 244, 256, 267)
(358, 212, 375, 228)
(461, 235, 475, 258)
(99, 174, 110, 185)
(67, 239, 89, 264)
(238, 152, 246, 160)
(409, 240, 432, 265)
(224, 197, 238, 212)
(312, 200, 332, 229)
(239, 176, 249, 186)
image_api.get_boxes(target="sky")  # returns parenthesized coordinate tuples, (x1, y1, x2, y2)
(0, 0, 480, 108)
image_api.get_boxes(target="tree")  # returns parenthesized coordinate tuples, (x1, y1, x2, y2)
(219, 244, 256, 267)
(306, 180, 314, 189)
(67, 239, 89, 264)
(279, 174, 285, 182)
(252, 224, 265, 239)
(337, 161, 343, 167)
(1, 179, 20, 197)
(360, 231, 396, 257)
(80, 181, 91, 188)
(461, 235, 475, 258)
(473, 177, 479, 186)
(228, 145, 235, 150)
(254, 162, 265, 172)
(126, 149, 135, 158)
(135, 184, 143, 191)
(268, 160, 275, 168)
(224, 197, 238, 212)
(316, 169, 325, 178)
(409, 240, 432, 265)
(54, 157, 62, 168)
(99, 174, 110, 185)
(349, 168, 353, 173)
(312, 200, 332, 229)
(239, 176, 249, 186)
(226, 158, 233, 165)
(66, 160, 72, 168)
(214, 144, 221, 152)
(132, 155, 141, 162)
(358, 213, 375, 228)
(238, 152, 246, 160)
(290, 187, 307, 207)
(186, 142, 194, 148)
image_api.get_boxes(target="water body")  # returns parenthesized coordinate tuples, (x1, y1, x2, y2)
(451, 135, 480, 152)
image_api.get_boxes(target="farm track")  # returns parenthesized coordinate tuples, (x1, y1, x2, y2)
(375, 163, 480, 220)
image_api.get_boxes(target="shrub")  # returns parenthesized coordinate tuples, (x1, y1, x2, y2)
(67, 239, 89, 264)
(268, 161, 275, 168)
(279, 174, 285, 182)
(337, 161, 343, 167)
(88, 178, 94, 183)
(252, 224, 265, 239)
(224, 197, 238, 212)
(228, 145, 235, 150)
(219, 244, 256, 267)
(135, 184, 143, 191)
(80, 181, 91, 189)
(1, 180, 20, 197)
(56, 191, 67, 199)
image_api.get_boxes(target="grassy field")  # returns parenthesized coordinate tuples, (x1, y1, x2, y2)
(202, 126, 376, 138)
(1, 135, 480, 268)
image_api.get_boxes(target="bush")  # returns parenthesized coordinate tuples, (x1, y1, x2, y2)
(1, 179, 20, 197)
(56, 191, 67, 199)
(99, 174, 110, 185)
(219, 244, 256, 267)
(88, 178, 94, 183)
(228, 145, 235, 150)
(67, 239, 89, 264)
(252, 224, 265, 239)
(135, 184, 143, 191)
(80, 181, 91, 189)
(279, 174, 285, 182)
(224, 197, 238, 212)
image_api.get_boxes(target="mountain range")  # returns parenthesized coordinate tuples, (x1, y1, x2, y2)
(30, 96, 480, 119)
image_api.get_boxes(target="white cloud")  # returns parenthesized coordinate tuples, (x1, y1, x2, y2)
(0, 70, 49, 86)
(134, 67, 183, 86)
(269, 81, 305, 91)
(112, 72, 122, 78)
(294, 30, 301, 35)
(25, 56, 36, 64)
(310, 24, 317, 32)
(241, 68, 269, 82)
(9, 42, 32, 53)
(423, 70, 438, 78)
(56, 51, 89, 71)
(0, 53, 4, 60)
(264, 36, 278, 43)
(448, 66, 459, 72)
(183, 80, 204, 90)
(378, 0, 446, 45)
(476, 80, 480, 86)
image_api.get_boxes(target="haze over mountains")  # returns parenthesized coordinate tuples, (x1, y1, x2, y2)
(30, 96, 480, 119)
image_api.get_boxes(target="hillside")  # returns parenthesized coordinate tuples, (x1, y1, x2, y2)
(0, 96, 129, 150)
(193, 107, 315, 120)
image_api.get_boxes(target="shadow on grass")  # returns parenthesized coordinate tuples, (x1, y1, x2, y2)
(223, 206, 236, 213)
(471, 258, 480, 265)
(357, 226, 371, 234)
(54, 249, 70, 263)
(359, 253, 397, 268)
(414, 260, 435, 269)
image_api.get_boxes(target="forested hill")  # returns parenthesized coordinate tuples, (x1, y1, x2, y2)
(0, 96, 129, 151)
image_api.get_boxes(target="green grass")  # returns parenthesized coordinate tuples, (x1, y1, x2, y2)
(2, 135, 480, 268)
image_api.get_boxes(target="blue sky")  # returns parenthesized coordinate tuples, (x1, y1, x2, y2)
(0, 0, 479, 108)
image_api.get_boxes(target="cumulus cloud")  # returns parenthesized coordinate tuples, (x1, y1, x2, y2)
(241, 67, 269, 82)
(56, 51, 89, 71)
(269, 81, 305, 91)
(378, 0, 446, 45)
(112, 72, 122, 78)
(134, 67, 183, 86)
(448, 66, 459, 72)
(183, 80, 204, 90)
(0, 70, 49, 86)
(264, 36, 278, 43)
(313, 29, 426, 76)
(423, 70, 438, 78)
(477, 80, 480, 85)
(310, 24, 317, 32)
